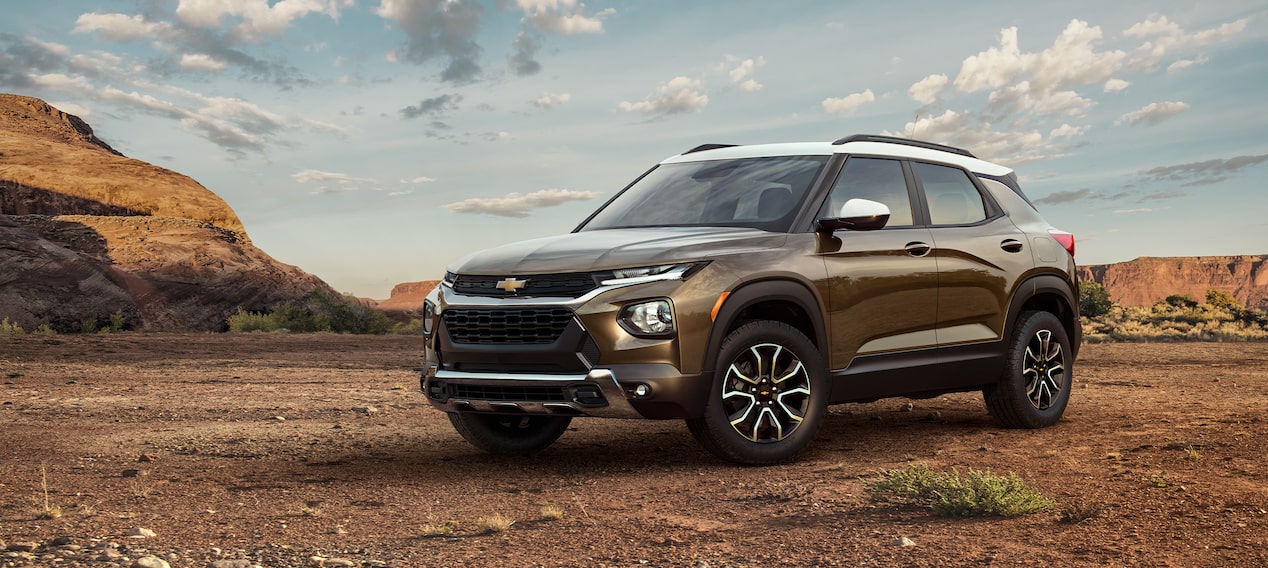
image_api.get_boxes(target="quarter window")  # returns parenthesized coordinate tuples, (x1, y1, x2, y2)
(823, 158, 913, 227)
(915, 162, 988, 225)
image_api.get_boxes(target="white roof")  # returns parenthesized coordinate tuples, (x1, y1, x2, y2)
(660, 140, 1013, 178)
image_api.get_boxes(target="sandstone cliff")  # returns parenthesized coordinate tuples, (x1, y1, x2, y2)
(375, 280, 440, 312)
(0, 95, 337, 331)
(1077, 255, 1268, 309)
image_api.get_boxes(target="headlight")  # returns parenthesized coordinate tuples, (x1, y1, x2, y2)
(619, 299, 675, 338)
(442, 272, 457, 287)
(598, 262, 709, 286)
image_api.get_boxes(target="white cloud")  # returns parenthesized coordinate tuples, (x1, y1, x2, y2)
(986, 81, 1093, 118)
(1118, 101, 1190, 126)
(725, 56, 765, 92)
(822, 89, 875, 115)
(1049, 123, 1089, 139)
(30, 73, 94, 95)
(48, 101, 92, 120)
(1113, 208, 1153, 214)
(618, 76, 708, 115)
(956, 20, 1124, 95)
(1166, 56, 1207, 73)
(176, 0, 355, 39)
(73, 12, 172, 42)
(180, 53, 227, 72)
(408, 176, 437, 184)
(908, 73, 948, 104)
(955, 27, 1031, 92)
(376, 0, 484, 83)
(292, 169, 352, 183)
(885, 109, 1054, 166)
(533, 92, 572, 109)
(1126, 14, 1251, 70)
(443, 188, 600, 217)
(1103, 78, 1130, 92)
(516, 0, 613, 35)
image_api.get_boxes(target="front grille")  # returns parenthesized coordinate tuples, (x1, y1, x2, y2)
(443, 308, 573, 345)
(452, 273, 598, 298)
(449, 384, 568, 402)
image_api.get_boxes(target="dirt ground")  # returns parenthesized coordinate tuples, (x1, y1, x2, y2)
(1, 334, 1265, 567)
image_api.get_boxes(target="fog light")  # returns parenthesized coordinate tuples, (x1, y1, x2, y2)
(618, 299, 675, 338)
(634, 384, 650, 397)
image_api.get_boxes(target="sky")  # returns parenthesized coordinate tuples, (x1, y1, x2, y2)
(2, 1, 1266, 299)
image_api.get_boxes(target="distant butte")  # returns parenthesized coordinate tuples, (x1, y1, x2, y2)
(1077, 255, 1268, 309)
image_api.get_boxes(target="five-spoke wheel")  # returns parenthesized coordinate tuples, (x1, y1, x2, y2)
(985, 310, 1072, 428)
(688, 320, 827, 465)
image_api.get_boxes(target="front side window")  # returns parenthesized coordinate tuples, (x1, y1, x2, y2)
(915, 162, 988, 225)
(580, 156, 829, 232)
(821, 157, 914, 226)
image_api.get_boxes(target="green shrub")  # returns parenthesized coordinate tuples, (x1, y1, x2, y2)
(1206, 289, 1240, 311)
(1163, 294, 1198, 308)
(0, 317, 24, 335)
(1078, 281, 1113, 318)
(227, 309, 279, 332)
(32, 324, 57, 335)
(391, 318, 427, 335)
(866, 463, 1054, 517)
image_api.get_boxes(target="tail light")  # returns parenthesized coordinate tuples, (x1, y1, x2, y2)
(1049, 230, 1075, 257)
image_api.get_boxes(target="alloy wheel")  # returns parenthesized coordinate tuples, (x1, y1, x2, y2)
(721, 343, 812, 443)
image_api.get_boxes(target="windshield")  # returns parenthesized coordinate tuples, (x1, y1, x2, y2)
(580, 156, 829, 232)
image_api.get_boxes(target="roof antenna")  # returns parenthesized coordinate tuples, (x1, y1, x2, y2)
(908, 112, 921, 139)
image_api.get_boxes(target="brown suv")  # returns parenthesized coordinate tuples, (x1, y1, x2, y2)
(420, 134, 1081, 464)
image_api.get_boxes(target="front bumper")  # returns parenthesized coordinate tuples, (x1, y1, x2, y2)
(421, 364, 710, 420)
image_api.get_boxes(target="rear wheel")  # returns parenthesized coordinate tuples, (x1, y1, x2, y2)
(448, 413, 571, 455)
(984, 310, 1072, 428)
(687, 320, 828, 465)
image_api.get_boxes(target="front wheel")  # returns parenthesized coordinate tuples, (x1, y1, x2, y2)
(983, 310, 1073, 428)
(448, 413, 572, 455)
(687, 321, 828, 465)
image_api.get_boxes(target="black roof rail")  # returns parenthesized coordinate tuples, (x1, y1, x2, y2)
(683, 143, 739, 154)
(830, 134, 975, 158)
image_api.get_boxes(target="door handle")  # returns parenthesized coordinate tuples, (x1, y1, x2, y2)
(904, 242, 931, 257)
(1001, 239, 1024, 253)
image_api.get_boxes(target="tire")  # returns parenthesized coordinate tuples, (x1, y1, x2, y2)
(984, 310, 1073, 429)
(686, 320, 828, 465)
(447, 413, 572, 455)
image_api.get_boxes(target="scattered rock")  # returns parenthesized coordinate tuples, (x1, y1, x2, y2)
(133, 555, 171, 568)
(97, 549, 124, 561)
(7, 542, 38, 552)
(209, 560, 252, 568)
(122, 468, 142, 478)
(138, 453, 156, 462)
(899, 402, 915, 412)
(127, 527, 157, 538)
(353, 406, 378, 415)
(50, 536, 74, 546)
(325, 558, 356, 567)
(273, 416, 286, 421)
(893, 536, 917, 547)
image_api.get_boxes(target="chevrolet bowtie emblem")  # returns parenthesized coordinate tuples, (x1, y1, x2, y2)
(495, 277, 528, 293)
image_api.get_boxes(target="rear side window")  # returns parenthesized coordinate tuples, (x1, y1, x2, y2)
(914, 162, 988, 225)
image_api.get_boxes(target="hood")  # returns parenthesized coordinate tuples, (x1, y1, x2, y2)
(450, 227, 788, 274)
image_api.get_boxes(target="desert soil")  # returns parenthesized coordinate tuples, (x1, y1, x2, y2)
(1, 334, 1265, 567)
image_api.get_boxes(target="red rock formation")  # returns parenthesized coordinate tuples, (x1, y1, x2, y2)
(376, 280, 440, 312)
(0, 95, 339, 331)
(1077, 256, 1268, 309)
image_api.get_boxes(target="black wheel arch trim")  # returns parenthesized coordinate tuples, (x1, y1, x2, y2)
(701, 279, 828, 374)
(1005, 273, 1081, 358)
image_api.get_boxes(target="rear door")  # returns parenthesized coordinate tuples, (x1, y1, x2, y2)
(910, 161, 1031, 346)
